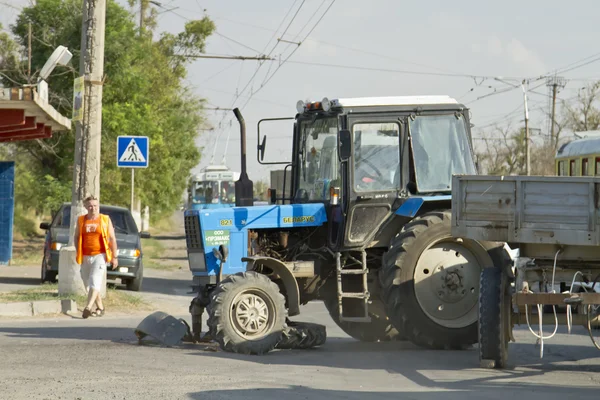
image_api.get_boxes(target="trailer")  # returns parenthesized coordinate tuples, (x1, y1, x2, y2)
(451, 174, 600, 368)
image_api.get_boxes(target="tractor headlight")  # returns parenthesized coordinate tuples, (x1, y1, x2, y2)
(51, 242, 63, 251)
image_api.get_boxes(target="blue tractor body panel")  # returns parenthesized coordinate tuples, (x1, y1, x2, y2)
(186, 203, 327, 278)
(395, 195, 452, 218)
(189, 202, 235, 211)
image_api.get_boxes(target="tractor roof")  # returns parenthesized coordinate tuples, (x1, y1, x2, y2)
(331, 95, 458, 108)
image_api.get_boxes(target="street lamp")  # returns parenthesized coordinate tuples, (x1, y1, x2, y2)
(39, 45, 73, 81)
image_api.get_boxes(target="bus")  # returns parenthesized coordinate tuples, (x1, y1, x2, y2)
(555, 131, 600, 176)
(187, 165, 240, 210)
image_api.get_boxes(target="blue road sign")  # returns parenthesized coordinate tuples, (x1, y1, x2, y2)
(117, 136, 149, 168)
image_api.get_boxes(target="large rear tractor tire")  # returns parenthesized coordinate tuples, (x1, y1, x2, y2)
(380, 210, 501, 350)
(206, 271, 287, 355)
(479, 266, 511, 369)
(323, 296, 402, 342)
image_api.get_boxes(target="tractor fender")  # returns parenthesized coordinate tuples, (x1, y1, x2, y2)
(241, 256, 300, 317)
(395, 195, 451, 218)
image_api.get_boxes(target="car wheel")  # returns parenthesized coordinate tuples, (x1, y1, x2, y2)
(126, 262, 143, 292)
(41, 257, 58, 284)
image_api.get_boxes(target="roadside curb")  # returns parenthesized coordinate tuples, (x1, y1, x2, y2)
(0, 299, 77, 317)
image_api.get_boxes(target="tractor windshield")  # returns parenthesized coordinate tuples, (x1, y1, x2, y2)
(409, 114, 476, 192)
(297, 116, 339, 201)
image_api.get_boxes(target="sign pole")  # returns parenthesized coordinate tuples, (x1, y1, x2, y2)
(131, 168, 134, 212)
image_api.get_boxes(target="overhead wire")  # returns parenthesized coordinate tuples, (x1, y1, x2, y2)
(209, 0, 307, 164)
(224, 0, 306, 113)
(238, 0, 337, 110)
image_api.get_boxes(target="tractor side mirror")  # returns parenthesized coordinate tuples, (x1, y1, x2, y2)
(258, 135, 267, 161)
(338, 129, 351, 161)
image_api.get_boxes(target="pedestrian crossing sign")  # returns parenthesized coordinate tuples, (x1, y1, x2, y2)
(117, 136, 149, 168)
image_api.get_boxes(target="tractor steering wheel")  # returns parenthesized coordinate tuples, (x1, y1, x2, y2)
(357, 158, 383, 180)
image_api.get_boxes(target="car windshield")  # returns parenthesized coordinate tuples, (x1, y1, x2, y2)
(55, 205, 138, 234)
(409, 114, 476, 192)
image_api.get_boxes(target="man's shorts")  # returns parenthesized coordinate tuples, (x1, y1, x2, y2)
(81, 253, 106, 290)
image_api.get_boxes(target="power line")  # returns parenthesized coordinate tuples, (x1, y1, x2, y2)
(224, 0, 306, 113)
(284, 59, 522, 80)
(0, 1, 21, 11)
(540, 51, 600, 78)
(180, 54, 275, 60)
(239, 0, 336, 110)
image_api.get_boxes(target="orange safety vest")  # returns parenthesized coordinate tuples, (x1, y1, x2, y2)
(76, 214, 113, 265)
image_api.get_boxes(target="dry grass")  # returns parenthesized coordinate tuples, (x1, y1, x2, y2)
(0, 283, 152, 311)
(141, 238, 165, 259)
(10, 237, 45, 267)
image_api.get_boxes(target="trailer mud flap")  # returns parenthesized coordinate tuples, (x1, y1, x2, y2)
(134, 311, 191, 347)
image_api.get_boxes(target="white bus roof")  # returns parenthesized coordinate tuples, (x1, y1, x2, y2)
(203, 164, 231, 172)
(557, 131, 600, 158)
(331, 95, 459, 108)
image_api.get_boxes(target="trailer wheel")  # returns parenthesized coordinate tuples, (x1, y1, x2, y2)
(479, 266, 511, 368)
(276, 321, 327, 350)
(207, 271, 287, 355)
(379, 210, 498, 350)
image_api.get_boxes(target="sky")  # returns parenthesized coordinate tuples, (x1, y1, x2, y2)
(2, 0, 600, 182)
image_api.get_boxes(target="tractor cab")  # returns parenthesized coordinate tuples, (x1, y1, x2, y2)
(258, 96, 478, 250)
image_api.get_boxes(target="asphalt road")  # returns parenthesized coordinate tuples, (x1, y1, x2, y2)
(0, 298, 600, 399)
(1, 222, 599, 399)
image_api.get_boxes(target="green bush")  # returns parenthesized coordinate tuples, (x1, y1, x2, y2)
(13, 208, 39, 239)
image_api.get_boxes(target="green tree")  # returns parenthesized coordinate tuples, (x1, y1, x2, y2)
(253, 179, 269, 201)
(0, 0, 215, 221)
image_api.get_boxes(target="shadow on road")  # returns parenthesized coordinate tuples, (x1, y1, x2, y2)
(0, 325, 139, 344)
(189, 384, 599, 400)
(1, 322, 599, 396)
(0, 276, 40, 286)
(141, 276, 194, 296)
(151, 235, 186, 241)
(186, 337, 600, 384)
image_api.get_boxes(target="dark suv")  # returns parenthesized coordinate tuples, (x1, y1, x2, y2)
(39, 202, 151, 291)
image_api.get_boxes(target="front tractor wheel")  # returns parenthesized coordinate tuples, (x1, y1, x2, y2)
(380, 210, 499, 350)
(206, 271, 287, 355)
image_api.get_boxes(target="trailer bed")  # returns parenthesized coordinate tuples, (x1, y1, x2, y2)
(451, 175, 600, 246)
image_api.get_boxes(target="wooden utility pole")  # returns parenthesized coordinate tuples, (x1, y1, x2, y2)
(27, 23, 31, 82)
(521, 80, 531, 176)
(140, 0, 148, 33)
(59, 0, 107, 296)
(547, 76, 567, 150)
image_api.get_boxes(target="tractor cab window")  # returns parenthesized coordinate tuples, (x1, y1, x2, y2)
(409, 114, 476, 193)
(353, 122, 400, 192)
(298, 116, 339, 201)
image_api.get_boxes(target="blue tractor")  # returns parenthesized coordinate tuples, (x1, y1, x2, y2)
(184, 96, 506, 354)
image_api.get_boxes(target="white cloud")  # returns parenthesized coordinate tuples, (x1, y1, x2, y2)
(487, 36, 504, 57)
(471, 35, 547, 76)
(505, 38, 547, 75)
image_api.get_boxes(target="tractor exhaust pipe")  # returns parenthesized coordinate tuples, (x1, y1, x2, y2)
(233, 108, 253, 206)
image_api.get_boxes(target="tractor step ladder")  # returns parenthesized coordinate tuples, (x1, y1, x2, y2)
(336, 251, 371, 323)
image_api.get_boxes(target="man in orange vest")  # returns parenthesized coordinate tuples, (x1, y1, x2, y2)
(74, 195, 118, 318)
